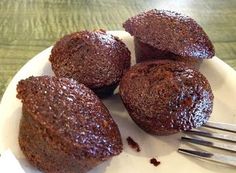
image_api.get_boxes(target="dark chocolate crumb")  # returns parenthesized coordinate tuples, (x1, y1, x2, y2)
(126, 136, 140, 152)
(150, 158, 160, 167)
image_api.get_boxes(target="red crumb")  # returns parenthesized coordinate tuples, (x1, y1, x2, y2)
(126, 136, 140, 152)
(150, 158, 161, 167)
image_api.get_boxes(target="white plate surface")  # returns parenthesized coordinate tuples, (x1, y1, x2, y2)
(0, 31, 236, 173)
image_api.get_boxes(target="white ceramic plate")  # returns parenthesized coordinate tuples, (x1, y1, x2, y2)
(0, 31, 236, 173)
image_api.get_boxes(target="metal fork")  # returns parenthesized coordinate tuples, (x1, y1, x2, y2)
(178, 121, 236, 167)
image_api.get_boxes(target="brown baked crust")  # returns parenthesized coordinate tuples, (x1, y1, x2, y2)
(123, 9, 215, 59)
(17, 76, 123, 173)
(49, 30, 131, 98)
(119, 60, 214, 135)
(134, 38, 203, 69)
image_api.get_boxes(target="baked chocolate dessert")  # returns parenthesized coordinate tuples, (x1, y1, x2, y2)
(49, 30, 131, 98)
(119, 60, 214, 135)
(123, 9, 215, 68)
(17, 76, 123, 173)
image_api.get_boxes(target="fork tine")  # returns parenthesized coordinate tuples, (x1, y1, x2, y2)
(181, 136, 236, 152)
(180, 122, 236, 167)
(204, 121, 236, 133)
(178, 148, 236, 167)
(186, 129, 236, 142)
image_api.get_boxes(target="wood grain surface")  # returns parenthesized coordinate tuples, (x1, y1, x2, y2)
(0, 0, 236, 99)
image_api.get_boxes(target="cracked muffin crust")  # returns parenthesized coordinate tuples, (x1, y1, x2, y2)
(17, 76, 123, 173)
(49, 30, 131, 98)
(119, 60, 214, 135)
(123, 9, 215, 67)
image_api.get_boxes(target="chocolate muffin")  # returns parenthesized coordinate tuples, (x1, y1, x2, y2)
(123, 9, 215, 68)
(17, 76, 123, 173)
(49, 30, 131, 98)
(119, 60, 214, 135)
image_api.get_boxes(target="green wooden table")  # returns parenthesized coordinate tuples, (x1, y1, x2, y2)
(1, 0, 236, 99)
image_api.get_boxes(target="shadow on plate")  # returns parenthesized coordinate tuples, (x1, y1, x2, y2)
(41, 60, 54, 76)
(200, 58, 225, 91)
(88, 159, 112, 173)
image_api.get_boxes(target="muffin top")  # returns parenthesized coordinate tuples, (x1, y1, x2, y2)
(123, 9, 215, 59)
(17, 76, 122, 158)
(119, 60, 214, 131)
(49, 30, 131, 89)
